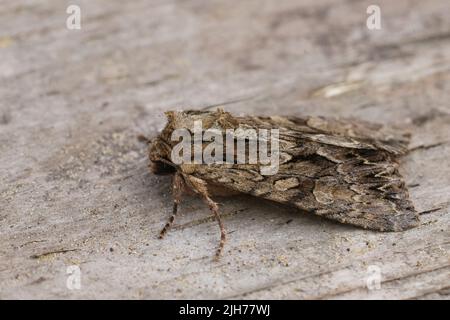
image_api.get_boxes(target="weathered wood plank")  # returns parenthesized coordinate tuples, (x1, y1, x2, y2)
(0, 0, 449, 299)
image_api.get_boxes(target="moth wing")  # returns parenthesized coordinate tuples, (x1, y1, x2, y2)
(250, 115, 410, 155)
(192, 159, 418, 231)
(189, 114, 418, 231)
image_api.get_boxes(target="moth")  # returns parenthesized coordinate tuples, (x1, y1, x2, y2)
(147, 109, 419, 258)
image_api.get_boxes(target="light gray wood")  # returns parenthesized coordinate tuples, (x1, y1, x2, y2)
(0, 0, 449, 299)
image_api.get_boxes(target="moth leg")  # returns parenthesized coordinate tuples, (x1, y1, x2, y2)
(158, 172, 183, 239)
(203, 195, 226, 259)
(186, 176, 226, 259)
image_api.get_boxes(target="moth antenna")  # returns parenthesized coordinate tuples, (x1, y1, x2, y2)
(137, 134, 151, 144)
(199, 95, 259, 111)
(134, 115, 157, 144)
(158, 157, 177, 168)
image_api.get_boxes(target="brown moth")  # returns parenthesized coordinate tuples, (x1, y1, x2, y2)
(147, 109, 419, 258)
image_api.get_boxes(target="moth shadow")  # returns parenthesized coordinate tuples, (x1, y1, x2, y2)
(215, 194, 355, 233)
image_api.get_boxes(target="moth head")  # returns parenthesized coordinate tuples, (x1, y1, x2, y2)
(148, 110, 196, 175)
(149, 133, 176, 175)
(147, 114, 175, 175)
(149, 109, 238, 175)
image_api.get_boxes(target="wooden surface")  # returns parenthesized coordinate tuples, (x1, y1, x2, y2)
(1, 0, 449, 299)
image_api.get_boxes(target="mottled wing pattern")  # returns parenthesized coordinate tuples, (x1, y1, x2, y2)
(190, 115, 418, 231)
